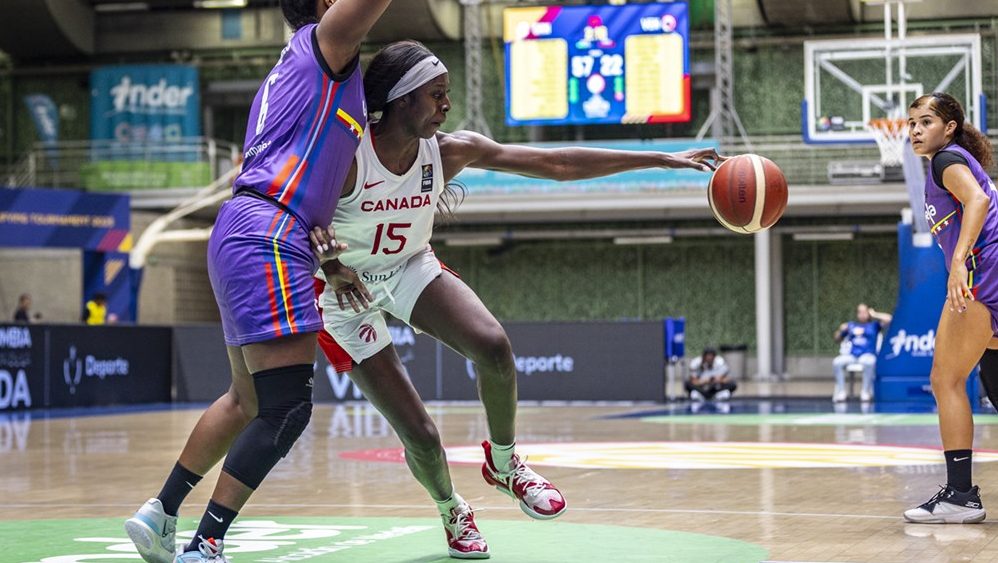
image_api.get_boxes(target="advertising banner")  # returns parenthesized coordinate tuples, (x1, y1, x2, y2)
(23, 94, 60, 165)
(0, 325, 44, 411)
(90, 64, 200, 144)
(174, 321, 666, 404)
(46, 325, 172, 408)
(438, 321, 664, 401)
(0, 187, 131, 252)
(80, 161, 212, 191)
(0, 325, 171, 409)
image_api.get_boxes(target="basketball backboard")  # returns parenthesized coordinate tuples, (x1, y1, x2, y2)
(803, 33, 984, 144)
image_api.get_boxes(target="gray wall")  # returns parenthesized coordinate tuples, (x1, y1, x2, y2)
(0, 248, 81, 323)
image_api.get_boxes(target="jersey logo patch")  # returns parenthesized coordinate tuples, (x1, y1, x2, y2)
(421, 164, 433, 193)
(364, 180, 385, 190)
(359, 324, 377, 343)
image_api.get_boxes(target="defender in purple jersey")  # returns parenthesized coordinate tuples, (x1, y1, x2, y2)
(124, 2, 394, 563)
(902, 93, 998, 525)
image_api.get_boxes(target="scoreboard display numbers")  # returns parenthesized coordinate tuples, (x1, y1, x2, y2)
(504, 2, 691, 127)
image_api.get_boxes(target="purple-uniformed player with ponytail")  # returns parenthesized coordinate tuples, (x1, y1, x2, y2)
(123, 2, 394, 562)
(903, 92, 998, 525)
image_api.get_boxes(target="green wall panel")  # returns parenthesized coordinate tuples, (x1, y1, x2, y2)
(435, 234, 899, 357)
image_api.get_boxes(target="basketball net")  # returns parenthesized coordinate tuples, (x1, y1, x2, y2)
(867, 117, 909, 167)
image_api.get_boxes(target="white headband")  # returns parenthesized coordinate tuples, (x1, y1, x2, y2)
(385, 56, 448, 104)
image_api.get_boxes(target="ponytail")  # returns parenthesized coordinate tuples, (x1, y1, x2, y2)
(955, 123, 995, 170)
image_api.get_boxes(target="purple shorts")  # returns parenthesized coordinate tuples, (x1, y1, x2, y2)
(208, 195, 322, 346)
(969, 245, 998, 335)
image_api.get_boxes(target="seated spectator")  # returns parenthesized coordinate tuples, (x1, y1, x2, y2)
(833, 303, 892, 402)
(686, 347, 737, 402)
(83, 293, 107, 325)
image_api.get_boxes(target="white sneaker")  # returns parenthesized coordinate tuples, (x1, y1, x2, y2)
(904, 485, 986, 524)
(124, 498, 177, 563)
(860, 388, 873, 402)
(176, 536, 229, 563)
(481, 441, 566, 520)
(690, 389, 706, 403)
(442, 502, 490, 559)
(832, 388, 847, 402)
(714, 389, 732, 401)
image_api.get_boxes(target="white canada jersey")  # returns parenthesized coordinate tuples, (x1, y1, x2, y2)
(328, 127, 444, 285)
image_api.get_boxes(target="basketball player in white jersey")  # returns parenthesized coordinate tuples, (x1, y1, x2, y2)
(311, 41, 723, 559)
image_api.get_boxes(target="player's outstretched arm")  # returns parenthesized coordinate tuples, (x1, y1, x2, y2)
(316, 0, 394, 75)
(438, 130, 724, 182)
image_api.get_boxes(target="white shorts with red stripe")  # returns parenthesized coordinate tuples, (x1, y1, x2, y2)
(315, 246, 446, 371)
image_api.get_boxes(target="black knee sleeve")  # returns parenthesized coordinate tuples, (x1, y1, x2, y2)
(980, 349, 998, 408)
(222, 364, 314, 489)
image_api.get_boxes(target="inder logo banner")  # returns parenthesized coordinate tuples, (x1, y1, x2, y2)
(90, 64, 200, 144)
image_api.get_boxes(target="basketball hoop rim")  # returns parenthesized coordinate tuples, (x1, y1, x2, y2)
(867, 117, 909, 138)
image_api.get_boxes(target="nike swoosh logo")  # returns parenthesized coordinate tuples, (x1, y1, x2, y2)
(207, 511, 224, 523)
(364, 180, 384, 190)
(954, 457, 970, 462)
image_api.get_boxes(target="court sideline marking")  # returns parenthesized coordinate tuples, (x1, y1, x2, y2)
(0, 502, 902, 520)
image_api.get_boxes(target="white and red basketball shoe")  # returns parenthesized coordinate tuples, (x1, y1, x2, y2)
(481, 440, 567, 520)
(442, 502, 490, 559)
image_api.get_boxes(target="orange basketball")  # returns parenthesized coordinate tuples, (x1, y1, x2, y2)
(708, 154, 788, 234)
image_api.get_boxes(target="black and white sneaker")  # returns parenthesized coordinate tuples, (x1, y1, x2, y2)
(903, 485, 986, 524)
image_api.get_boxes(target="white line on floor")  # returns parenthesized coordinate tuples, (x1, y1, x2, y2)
(0, 503, 901, 520)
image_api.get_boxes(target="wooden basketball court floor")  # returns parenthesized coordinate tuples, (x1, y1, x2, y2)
(5, 400, 998, 562)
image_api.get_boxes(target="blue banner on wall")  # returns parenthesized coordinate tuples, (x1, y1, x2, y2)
(23, 94, 59, 147)
(454, 139, 715, 194)
(90, 64, 200, 146)
(0, 187, 131, 252)
(876, 222, 979, 403)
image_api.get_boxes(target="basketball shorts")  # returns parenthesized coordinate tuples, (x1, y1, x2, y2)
(318, 246, 444, 368)
(208, 195, 323, 346)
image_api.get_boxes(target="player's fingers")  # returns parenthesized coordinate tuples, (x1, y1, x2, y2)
(361, 282, 374, 302)
(353, 287, 370, 309)
(309, 230, 322, 253)
(344, 291, 361, 313)
(958, 283, 970, 310)
(949, 285, 962, 312)
(336, 291, 347, 311)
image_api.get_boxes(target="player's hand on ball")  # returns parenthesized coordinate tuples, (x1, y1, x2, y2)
(310, 226, 348, 264)
(667, 148, 727, 172)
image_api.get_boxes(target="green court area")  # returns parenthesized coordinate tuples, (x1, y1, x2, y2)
(3, 516, 767, 563)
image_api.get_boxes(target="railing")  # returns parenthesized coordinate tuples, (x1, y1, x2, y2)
(722, 135, 887, 186)
(3, 137, 241, 190)
(5, 134, 996, 194)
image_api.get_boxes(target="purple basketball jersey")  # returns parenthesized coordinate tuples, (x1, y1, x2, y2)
(925, 143, 998, 333)
(234, 23, 366, 228)
(924, 143, 998, 267)
(209, 24, 366, 346)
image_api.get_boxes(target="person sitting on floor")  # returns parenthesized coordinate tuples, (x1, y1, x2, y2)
(686, 347, 737, 402)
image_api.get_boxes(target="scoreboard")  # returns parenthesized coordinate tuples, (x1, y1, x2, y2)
(503, 2, 690, 127)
